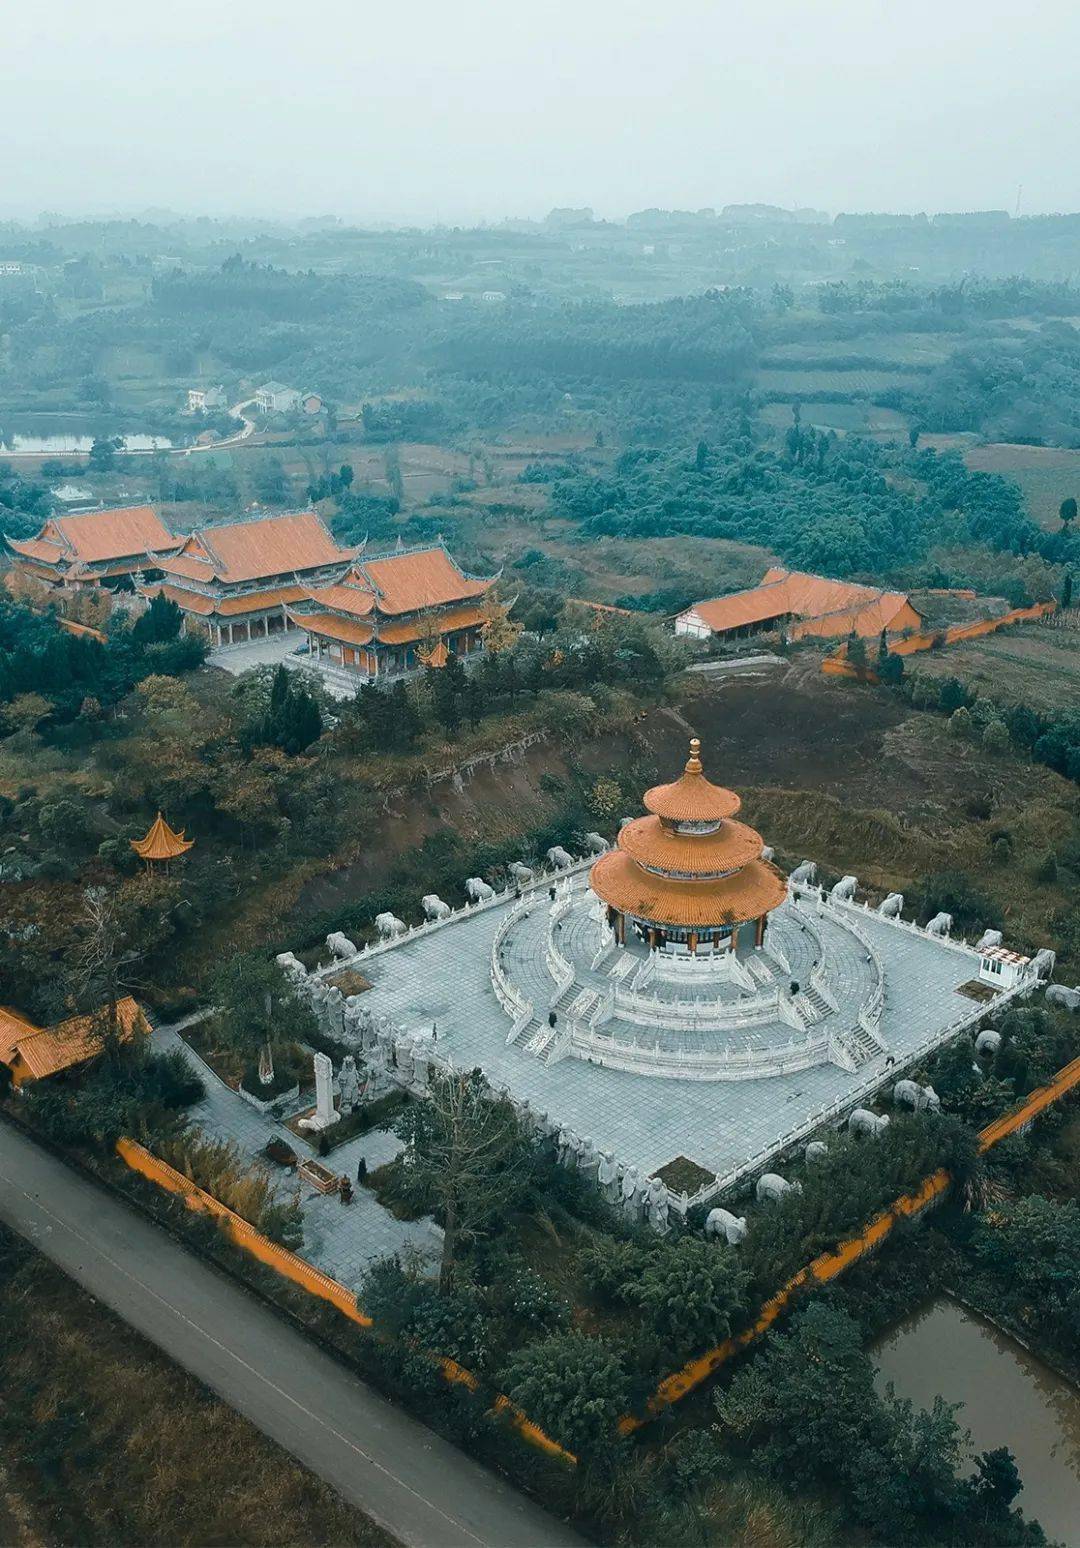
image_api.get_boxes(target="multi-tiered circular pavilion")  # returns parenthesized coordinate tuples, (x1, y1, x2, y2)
(589, 738, 787, 957)
(490, 739, 886, 1080)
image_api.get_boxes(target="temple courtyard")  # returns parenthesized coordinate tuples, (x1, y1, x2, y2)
(334, 872, 1022, 1197)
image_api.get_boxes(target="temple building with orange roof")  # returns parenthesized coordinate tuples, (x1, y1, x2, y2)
(5, 504, 184, 590)
(590, 738, 787, 956)
(137, 510, 360, 647)
(0, 997, 147, 1089)
(675, 566, 924, 644)
(285, 541, 498, 678)
(131, 812, 194, 865)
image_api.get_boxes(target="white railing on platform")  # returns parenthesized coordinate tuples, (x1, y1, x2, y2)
(319, 855, 595, 979)
(571, 1024, 831, 1082)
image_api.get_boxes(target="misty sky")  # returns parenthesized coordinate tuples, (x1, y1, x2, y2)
(8, 0, 1080, 224)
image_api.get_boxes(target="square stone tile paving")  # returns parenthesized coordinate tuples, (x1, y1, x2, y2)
(154, 1021, 442, 1288)
(351, 895, 995, 1188)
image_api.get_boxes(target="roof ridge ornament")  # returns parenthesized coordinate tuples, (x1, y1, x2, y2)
(685, 736, 703, 775)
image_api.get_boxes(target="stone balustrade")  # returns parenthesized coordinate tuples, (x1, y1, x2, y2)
(571, 1024, 832, 1082)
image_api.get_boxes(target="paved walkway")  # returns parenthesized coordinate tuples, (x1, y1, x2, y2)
(158, 1021, 442, 1285)
(0, 1120, 585, 1548)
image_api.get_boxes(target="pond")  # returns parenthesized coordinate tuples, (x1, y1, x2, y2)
(0, 415, 172, 455)
(873, 1296, 1080, 1545)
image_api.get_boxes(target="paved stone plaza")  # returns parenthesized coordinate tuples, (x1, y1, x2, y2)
(156, 1020, 442, 1284)
(345, 876, 1014, 1192)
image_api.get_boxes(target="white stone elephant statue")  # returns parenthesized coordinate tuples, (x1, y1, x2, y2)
(878, 893, 904, 919)
(976, 929, 1003, 951)
(421, 894, 452, 921)
(925, 912, 953, 938)
(1031, 949, 1057, 980)
(849, 1107, 890, 1138)
(374, 912, 406, 939)
(507, 861, 535, 884)
(893, 1079, 941, 1113)
(546, 846, 575, 869)
(325, 931, 357, 959)
(464, 877, 495, 903)
(756, 1172, 800, 1203)
(1045, 983, 1080, 1012)
(831, 875, 858, 902)
(788, 860, 817, 886)
(583, 832, 609, 854)
(705, 1207, 748, 1244)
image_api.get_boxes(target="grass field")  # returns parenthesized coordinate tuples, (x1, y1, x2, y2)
(0, 1224, 393, 1548)
(760, 400, 912, 437)
(761, 331, 959, 366)
(756, 366, 926, 396)
(910, 622, 1080, 715)
(964, 442, 1080, 529)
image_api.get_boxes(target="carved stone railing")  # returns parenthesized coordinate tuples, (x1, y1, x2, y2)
(570, 1025, 832, 1082)
(610, 981, 790, 1033)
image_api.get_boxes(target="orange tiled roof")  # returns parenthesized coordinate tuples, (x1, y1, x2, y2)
(590, 849, 787, 928)
(10, 997, 146, 1081)
(24, 506, 181, 567)
(375, 602, 488, 646)
(300, 576, 377, 618)
(418, 639, 449, 668)
(644, 740, 742, 824)
(131, 812, 194, 861)
(7, 536, 66, 565)
(356, 545, 494, 615)
(158, 512, 358, 586)
(681, 567, 921, 639)
(0, 1006, 42, 1068)
(145, 583, 216, 616)
(290, 612, 374, 647)
(618, 814, 764, 876)
(216, 584, 309, 616)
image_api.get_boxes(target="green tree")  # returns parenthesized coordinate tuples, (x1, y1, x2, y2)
(846, 630, 868, 669)
(981, 719, 1010, 755)
(499, 1332, 630, 1458)
(1059, 495, 1077, 529)
(132, 593, 182, 646)
(211, 953, 316, 1074)
(628, 1237, 747, 1363)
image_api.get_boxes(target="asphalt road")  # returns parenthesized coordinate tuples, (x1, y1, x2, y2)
(0, 1121, 587, 1548)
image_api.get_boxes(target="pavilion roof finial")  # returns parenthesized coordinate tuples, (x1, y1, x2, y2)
(685, 737, 703, 775)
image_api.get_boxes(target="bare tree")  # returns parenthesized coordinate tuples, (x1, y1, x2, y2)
(393, 1068, 532, 1291)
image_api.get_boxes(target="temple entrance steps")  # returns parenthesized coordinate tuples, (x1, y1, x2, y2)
(800, 985, 833, 1022)
(566, 987, 601, 1023)
(745, 956, 776, 988)
(849, 1019, 887, 1066)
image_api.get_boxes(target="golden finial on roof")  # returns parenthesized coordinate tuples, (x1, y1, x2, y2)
(685, 737, 703, 775)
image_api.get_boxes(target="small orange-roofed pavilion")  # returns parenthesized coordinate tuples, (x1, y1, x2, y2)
(130, 812, 194, 866)
(590, 737, 787, 954)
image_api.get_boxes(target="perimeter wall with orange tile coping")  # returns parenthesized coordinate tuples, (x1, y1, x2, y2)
(821, 599, 1057, 682)
(116, 1049, 1080, 1458)
(113, 1136, 575, 1464)
(620, 1049, 1080, 1432)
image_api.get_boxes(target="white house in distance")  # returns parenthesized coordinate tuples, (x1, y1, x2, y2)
(187, 385, 227, 413)
(255, 381, 303, 414)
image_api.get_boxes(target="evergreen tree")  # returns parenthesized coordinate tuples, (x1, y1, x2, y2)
(132, 592, 183, 646)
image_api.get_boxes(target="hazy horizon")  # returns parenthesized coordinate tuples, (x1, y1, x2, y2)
(8, 0, 1080, 226)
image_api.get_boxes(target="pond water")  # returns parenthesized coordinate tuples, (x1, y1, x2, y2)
(873, 1297, 1080, 1545)
(0, 429, 172, 454)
